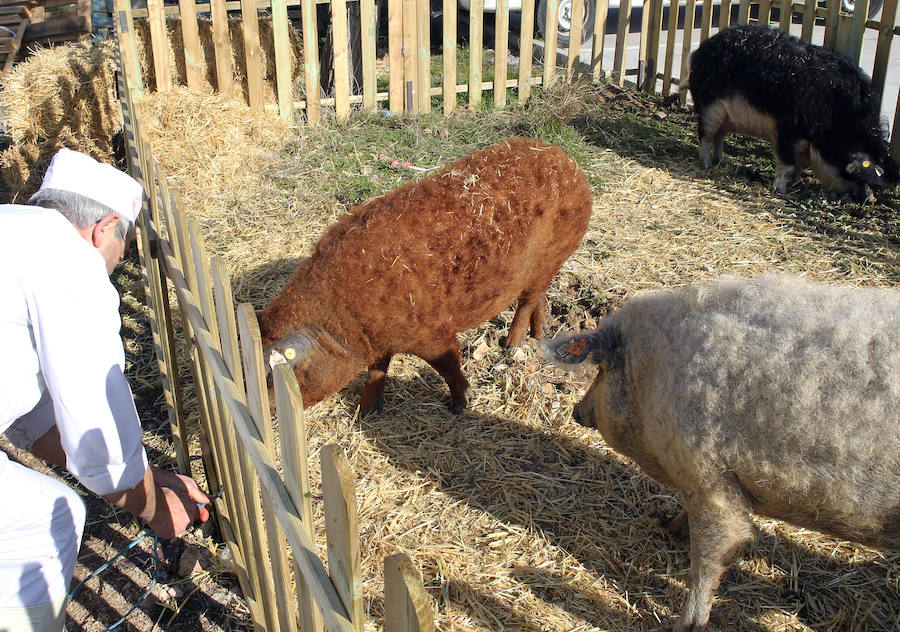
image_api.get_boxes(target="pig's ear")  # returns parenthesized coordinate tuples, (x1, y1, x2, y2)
(540, 327, 622, 369)
(540, 331, 597, 368)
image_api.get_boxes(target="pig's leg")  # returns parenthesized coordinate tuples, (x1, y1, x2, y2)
(675, 487, 754, 632)
(360, 354, 393, 415)
(698, 102, 727, 169)
(529, 292, 548, 340)
(665, 508, 690, 539)
(423, 341, 471, 414)
(773, 133, 800, 194)
(506, 291, 548, 347)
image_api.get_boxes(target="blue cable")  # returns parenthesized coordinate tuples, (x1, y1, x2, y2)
(66, 528, 167, 631)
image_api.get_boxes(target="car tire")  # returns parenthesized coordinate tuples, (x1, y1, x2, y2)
(841, 0, 884, 17)
(536, 0, 595, 49)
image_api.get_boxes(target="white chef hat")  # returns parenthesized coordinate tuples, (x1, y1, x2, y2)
(39, 148, 144, 223)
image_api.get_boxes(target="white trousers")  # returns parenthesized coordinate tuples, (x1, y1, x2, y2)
(0, 450, 85, 631)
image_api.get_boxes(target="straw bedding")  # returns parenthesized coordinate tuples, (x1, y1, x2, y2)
(135, 86, 899, 631)
(1, 37, 897, 629)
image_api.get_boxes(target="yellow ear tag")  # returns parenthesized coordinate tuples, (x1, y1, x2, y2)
(284, 347, 296, 361)
(863, 160, 871, 168)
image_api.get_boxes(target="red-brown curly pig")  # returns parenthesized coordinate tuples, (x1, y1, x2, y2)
(259, 137, 592, 414)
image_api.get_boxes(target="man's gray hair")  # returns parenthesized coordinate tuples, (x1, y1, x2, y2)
(28, 188, 133, 242)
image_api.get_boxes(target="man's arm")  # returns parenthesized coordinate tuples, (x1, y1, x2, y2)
(30, 425, 210, 538)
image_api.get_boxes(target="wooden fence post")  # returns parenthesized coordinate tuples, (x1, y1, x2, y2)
(384, 554, 435, 632)
(542, 0, 558, 87)
(389, 0, 404, 112)
(274, 364, 325, 632)
(679, 0, 696, 102)
(113, 0, 143, 96)
(178, 0, 202, 89)
(642, 0, 664, 92)
(494, 0, 510, 105)
(590, 0, 608, 81)
(210, 0, 234, 97)
(518, 0, 535, 103)
(662, 0, 679, 95)
(322, 444, 365, 631)
(469, 0, 484, 106)
(872, 0, 900, 103)
(566, 0, 583, 80)
(271, 0, 295, 122)
(613, 0, 632, 86)
(362, 0, 377, 109)
(416, 0, 431, 112)
(239, 0, 265, 112)
(331, 0, 352, 117)
(239, 305, 301, 632)
(146, 0, 171, 91)
(443, 0, 458, 112)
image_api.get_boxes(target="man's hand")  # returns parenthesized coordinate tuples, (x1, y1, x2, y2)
(151, 465, 211, 524)
(104, 465, 211, 540)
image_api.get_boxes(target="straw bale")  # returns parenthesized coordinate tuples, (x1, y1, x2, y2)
(0, 39, 120, 148)
(135, 84, 899, 631)
(132, 15, 304, 104)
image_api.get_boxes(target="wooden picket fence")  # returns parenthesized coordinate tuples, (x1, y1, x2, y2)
(113, 0, 900, 155)
(117, 62, 435, 632)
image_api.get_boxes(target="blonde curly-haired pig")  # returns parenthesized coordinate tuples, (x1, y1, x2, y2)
(542, 274, 900, 632)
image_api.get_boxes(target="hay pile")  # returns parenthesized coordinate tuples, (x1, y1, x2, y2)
(0, 39, 121, 201)
(130, 85, 900, 631)
(132, 16, 305, 105)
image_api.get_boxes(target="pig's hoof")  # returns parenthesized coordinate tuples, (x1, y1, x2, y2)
(448, 400, 467, 415)
(360, 398, 384, 417)
(664, 510, 690, 539)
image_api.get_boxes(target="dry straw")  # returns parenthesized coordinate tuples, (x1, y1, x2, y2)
(137, 83, 899, 631)
(0, 39, 122, 201)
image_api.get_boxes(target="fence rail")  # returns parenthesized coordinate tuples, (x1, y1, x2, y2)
(117, 58, 435, 632)
(113, 0, 900, 157)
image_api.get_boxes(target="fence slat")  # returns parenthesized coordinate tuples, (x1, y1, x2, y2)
(389, 0, 404, 112)
(590, 0, 609, 80)
(613, 0, 633, 85)
(848, 0, 871, 63)
(800, 0, 817, 41)
(699, 0, 713, 41)
(778, 0, 792, 31)
(238, 305, 301, 632)
(271, 0, 295, 122)
(322, 444, 364, 631)
(566, 0, 583, 79)
(662, 1, 679, 95)
(209, 257, 269, 626)
(470, 0, 484, 106)
(719, 0, 733, 27)
(416, 0, 431, 112)
(113, 0, 143, 95)
(274, 364, 325, 632)
(361, 0, 377, 109)
(824, 0, 841, 50)
(384, 554, 436, 632)
(443, 0, 458, 112)
(146, 0, 171, 91)
(679, 0, 696, 101)
(495, 0, 509, 105)
(332, 0, 352, 117)
(518, 0, 535, 102)
(178, 0, 202, 89)
(642, 0, 664, 92)
(872, 0, 899, 102)
(542, 0, 558, 87)
(210, 0, 234, 97)
(239, 0, 265, 111)
(402, 0, 417, 110)
(738, 0, 751, 23)
(302, 0, 321, 123)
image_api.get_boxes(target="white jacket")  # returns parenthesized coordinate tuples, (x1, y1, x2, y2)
(0, 204, 148, 495)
